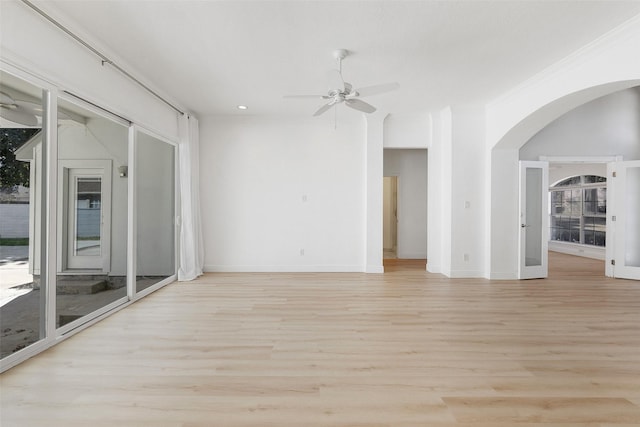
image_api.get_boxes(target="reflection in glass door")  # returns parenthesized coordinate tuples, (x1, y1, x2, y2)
(56, 97, 128, 330)
(0, 71, 46, 360)
(67, 173, 104, 269)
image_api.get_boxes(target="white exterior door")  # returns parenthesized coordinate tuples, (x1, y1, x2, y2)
(519, 161, 549, 279)
(58, 160, 111, 272)
(607, 161, 640, 280)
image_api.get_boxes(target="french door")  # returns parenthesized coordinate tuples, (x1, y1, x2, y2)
(607, 161, 640, 280)
(518, 161, 549, 279)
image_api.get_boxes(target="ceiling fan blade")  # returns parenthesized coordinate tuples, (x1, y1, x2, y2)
(14, 100, 43, 115)
(283, 94, 330, 99)
(0, 106, 39, 126)
(327, 69, 345, 92)
(345, 98, 376, 114)
(353, 82, 400, 97)
(0, 91, 16, 105)
(313, 102, 335, 117)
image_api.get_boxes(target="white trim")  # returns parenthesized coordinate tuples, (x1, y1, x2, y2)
(366, 265, 385, 274)
(540, 155, 624, 163)
(549, 241, 605, 260)
(127, 126, 136, 300)
(44, 88, 58, 349)
(490, 271, 519, 280)
(448, 269, 486, 278)
(204, 265, 366, 273)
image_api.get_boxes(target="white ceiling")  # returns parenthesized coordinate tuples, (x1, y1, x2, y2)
(40, 1, 640, 118)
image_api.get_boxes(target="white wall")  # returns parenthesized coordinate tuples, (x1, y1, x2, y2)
(520, 88, 640, 161)
(200, 116, 366, 272)
(383, 149, 427, 259)
(384, 113, 431, 148)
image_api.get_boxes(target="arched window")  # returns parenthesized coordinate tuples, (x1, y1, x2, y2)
(550, 175, 606, 247)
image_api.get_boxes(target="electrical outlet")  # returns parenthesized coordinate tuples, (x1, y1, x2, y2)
(463, 253, 469, 262)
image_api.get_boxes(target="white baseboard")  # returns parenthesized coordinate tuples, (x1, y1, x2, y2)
(447, 269, 485, 278)
(366, 265, 384, 274)
(489, 271, 519, 280)
(426, 261, 440, 274)
(204, 264, 364, 273)
(548, 242, 605, 260)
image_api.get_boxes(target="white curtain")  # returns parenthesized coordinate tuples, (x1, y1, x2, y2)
(177, 114, 204, 281)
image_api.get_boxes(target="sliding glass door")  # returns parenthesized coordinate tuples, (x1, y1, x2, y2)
(55, 97, 130, 331)
(135, 130, 176, 293)
(1, 66, 178, 370)
(0, 71, 46, 359)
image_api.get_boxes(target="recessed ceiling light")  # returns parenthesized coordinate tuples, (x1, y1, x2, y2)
(237, 105, 248, 110)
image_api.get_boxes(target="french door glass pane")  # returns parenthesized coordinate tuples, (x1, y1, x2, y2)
(0, 72, 45, 359)
(135, 131, 175, 292)
(625, 167, 640, 267)
(525, 167, 543, 267)
(75, 177, 102, 256)
(56, 98, 128, 328)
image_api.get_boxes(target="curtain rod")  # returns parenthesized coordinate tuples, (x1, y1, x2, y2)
(20, 0, 185, 116)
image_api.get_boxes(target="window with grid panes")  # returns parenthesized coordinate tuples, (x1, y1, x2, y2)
(549, 175, 606, 247)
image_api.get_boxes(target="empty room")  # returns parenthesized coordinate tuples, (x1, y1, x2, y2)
(1, 0, 640, 425)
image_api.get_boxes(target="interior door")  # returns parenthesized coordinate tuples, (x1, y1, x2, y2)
(518, 161, 549, 279)
(608, 160, 640, 280)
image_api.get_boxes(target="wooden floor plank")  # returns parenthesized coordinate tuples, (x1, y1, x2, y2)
(1, 252, 639, 426)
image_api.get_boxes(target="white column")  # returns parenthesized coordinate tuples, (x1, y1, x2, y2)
(427, 106, 487, 278)
(365, 113, 385, 273)
(489, 148, 520, 279)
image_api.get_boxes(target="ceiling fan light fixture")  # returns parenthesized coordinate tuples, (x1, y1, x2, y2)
(283, 49, 399, 119)
(237, 105, 248, 110)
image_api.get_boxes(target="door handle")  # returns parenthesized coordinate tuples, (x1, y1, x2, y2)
(521, 224, 530, 228)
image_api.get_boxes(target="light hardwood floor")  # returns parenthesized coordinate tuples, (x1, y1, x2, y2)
(1, 253, 639, 426)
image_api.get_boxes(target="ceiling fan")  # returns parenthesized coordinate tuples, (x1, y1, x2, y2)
(0, 90, 76, 126)
(0, 91, 39, 126)
(284, 49, 399, 117)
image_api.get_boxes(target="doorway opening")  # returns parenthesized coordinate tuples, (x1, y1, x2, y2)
(383, 176, 398, 260)
(548, 169, 607, 278)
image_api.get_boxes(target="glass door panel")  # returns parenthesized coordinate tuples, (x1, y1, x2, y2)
(0, 71, 46, 359)
(524, 167, 543, 267)
(624, 166, 640, 268)
(135, 131, 175, 293)
(519, 161, 549, 279)
(74, 177, 102, 256)
(56, 97, 128, 330)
